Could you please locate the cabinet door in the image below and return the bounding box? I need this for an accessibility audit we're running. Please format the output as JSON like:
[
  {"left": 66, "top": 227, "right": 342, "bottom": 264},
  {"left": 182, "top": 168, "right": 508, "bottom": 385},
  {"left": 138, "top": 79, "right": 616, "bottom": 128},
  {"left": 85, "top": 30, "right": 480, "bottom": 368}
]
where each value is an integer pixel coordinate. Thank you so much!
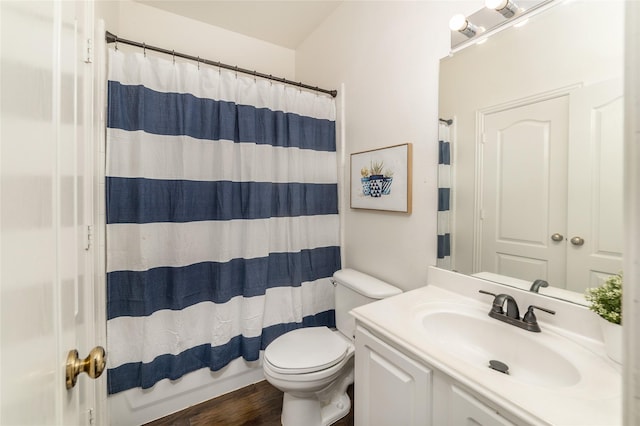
[
  {"left": 355, "top": 327, "right": 432, "bottom": 426},
  {"left": 450, "top": 385, "right": 515, "bottom": 426}
]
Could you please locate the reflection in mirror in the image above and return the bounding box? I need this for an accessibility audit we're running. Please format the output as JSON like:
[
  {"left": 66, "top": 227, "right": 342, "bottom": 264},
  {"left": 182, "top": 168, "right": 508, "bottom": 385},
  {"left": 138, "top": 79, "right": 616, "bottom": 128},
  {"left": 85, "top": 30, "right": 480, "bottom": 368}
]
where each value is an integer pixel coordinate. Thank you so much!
[{"left": 438, "top": 0, "right": 624, "bottom": 305}]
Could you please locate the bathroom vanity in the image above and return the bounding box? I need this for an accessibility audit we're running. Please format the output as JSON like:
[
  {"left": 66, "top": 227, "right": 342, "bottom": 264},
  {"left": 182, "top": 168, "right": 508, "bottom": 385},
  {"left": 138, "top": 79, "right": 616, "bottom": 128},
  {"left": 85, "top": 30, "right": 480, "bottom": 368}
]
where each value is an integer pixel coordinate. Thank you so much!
[{"left": 351, "top": 267, "right": 621, "bottom": 426}]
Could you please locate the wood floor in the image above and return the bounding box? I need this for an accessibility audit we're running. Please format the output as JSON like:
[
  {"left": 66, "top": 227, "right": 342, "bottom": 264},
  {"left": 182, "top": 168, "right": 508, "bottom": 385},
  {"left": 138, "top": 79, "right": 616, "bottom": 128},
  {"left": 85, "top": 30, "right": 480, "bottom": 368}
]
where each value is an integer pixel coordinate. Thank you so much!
[{"left": 145, "top": 380, "right": 355, "bottom": 426}]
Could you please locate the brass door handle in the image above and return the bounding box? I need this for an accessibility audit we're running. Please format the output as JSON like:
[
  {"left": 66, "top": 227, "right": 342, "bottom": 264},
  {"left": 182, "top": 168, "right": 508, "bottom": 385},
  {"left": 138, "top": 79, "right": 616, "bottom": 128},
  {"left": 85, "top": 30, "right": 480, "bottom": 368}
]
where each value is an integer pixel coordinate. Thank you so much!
[
  {"left": 570, "top": 236, "right": 585, "bottom": 246},
  {"left": 66, "top": 346, "right": 106, "bottom": 389}
]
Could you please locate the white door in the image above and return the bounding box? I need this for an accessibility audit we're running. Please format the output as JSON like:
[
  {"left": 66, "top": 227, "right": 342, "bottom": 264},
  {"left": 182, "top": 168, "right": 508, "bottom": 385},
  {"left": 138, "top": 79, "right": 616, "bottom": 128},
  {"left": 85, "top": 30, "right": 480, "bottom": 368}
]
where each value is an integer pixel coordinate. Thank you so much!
[
  {"left": 1, "top": 1, "right": 104, "bottom": 424},
  {"left": 566, "top": 79, "right": 624, "bottom": 291},
  {"left": 480, "top": 96, "right": 569, "bottom": 285}
]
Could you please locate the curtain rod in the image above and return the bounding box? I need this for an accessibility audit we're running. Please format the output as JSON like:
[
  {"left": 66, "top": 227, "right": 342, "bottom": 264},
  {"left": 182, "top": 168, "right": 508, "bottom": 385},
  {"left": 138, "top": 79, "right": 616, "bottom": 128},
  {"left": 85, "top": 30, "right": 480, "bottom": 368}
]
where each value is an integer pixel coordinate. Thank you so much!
[
  {"left": 105, "top": 31, "right": 338, "bottom": 98},
  {"left": 439, "top": 118, "right": 453, "bottom": 125}
]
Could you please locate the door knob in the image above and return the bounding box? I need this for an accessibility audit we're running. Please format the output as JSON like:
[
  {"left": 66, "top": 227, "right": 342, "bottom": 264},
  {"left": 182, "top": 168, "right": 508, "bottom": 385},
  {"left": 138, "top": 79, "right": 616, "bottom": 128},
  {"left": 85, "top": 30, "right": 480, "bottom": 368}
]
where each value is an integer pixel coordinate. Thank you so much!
[
  {"left": 66, "top": 346, "right": 106, "bottom": 389},
  {"left": 570, "top": 236, "right": 585, "bottom": 246},
  {"left": 550, "top": 233, "right": 564, "bottom": 242}
]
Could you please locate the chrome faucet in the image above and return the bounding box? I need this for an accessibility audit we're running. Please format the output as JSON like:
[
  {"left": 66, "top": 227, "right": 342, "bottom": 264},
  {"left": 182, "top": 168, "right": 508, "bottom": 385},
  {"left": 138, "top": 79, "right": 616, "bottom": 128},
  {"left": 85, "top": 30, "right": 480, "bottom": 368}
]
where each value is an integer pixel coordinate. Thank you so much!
[
  {"left": 479, "top": 290, "right": 556, "bottom": 332},
  {"left": 530, "top": 279, "right": 549, "bottom": 293}
]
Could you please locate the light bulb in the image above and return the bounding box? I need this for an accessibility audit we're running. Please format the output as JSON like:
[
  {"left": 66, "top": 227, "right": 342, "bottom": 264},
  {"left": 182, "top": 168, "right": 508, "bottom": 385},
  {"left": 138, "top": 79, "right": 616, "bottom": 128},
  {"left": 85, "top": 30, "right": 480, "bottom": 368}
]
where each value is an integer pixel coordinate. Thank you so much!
[
  {"left": 485, "top": 0, "right": 508, "bottom": 10},
  {"left": 449, "top": 14, "right": 468, "bottom": 32},
  {"left": 449, "top": 14, "right": 478, "bottom": 38},
  {"left": 485, "top": 0, "right": 519, "bottom": 18}
]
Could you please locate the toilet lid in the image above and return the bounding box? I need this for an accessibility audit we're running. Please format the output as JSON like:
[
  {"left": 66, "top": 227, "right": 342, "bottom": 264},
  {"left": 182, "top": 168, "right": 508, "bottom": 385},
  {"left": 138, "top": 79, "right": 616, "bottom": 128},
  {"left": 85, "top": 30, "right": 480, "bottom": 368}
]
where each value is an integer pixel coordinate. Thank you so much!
[{"left": 264, "top": 327, "right": 349, "bottom": 374}]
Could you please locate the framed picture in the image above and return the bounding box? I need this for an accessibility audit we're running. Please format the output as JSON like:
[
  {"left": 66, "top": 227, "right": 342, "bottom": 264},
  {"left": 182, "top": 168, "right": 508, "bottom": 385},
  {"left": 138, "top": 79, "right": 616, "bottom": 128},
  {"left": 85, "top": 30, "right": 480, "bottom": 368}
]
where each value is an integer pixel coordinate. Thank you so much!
[{"left": 350, "top": 143, "right": 412, "bottom": 213}]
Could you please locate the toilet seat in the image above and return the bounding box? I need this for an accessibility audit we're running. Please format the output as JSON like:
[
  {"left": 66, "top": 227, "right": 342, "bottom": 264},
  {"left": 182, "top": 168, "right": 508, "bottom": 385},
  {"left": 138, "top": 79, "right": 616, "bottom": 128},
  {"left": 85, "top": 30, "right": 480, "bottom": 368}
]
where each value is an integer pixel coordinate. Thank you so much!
[{"left": 264, "top": 327, "right": 349, "bottom": 374}]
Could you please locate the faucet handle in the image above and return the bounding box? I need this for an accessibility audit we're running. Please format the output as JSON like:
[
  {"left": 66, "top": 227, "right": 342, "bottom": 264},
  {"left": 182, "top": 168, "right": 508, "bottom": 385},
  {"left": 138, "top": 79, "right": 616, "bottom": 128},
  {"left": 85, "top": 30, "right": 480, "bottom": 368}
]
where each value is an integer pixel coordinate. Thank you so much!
[
  {"left": 478, "top": 289, "right": 497, "bottom": 297},
  {"left": 526, "top": 305, "right": 556, "bottom": 317},
  {"left": 523, "top": 305, "right": 556, "bottom": 331}
]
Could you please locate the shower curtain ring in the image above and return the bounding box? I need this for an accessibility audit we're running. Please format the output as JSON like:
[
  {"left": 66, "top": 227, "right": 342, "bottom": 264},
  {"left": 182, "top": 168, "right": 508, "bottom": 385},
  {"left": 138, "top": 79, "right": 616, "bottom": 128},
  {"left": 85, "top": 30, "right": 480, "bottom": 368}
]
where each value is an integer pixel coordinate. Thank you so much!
[
  {"left": 172, "top": 50, "right": 175, "bottom": 64},
  {"left": 269, "top": 75, "right": 273, "bottom": 86},
  {"left": 197, "top": 56, "right": 200, "bottom": 70},
  {"left": 253, "top": 70, "right": 257, "bottom": 83},
  {"left": 235, "top": 65, "right": 238, "bottom": 79},
  {"left": 142, "top": 42, "right": 146, "bottom": 57},
  {"left": 114, "top": 36, "right": 118, "bottom": 50}
]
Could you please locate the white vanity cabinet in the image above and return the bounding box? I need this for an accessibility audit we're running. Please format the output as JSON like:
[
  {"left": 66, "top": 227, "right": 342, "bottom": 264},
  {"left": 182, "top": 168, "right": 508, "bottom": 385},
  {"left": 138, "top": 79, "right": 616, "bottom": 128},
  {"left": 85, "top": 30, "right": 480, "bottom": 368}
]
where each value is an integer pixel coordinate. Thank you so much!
[
  {"left": 351, "top": 272, "right": 622, "bottom": 425},
  {"left": 355, "top": 325, "right": 522, "bottom": 426},
  {"left": 355, "top": 326, "right": 432, "bottom": 426}
]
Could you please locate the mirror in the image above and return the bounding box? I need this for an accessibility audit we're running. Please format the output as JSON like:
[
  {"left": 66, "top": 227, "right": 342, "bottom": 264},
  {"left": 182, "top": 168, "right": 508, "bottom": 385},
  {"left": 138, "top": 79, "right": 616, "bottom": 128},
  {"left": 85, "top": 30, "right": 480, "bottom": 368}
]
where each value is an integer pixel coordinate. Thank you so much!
[{"left": 438, "top": 0, "right": 624, "bottom": 304}]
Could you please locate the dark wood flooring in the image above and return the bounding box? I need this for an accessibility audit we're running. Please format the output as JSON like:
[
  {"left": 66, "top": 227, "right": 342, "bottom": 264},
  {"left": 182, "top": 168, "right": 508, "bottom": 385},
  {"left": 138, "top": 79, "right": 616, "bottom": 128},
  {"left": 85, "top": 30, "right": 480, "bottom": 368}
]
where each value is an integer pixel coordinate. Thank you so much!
[{"left": 145, "top": 380, "right": 354, "bottom": 426}]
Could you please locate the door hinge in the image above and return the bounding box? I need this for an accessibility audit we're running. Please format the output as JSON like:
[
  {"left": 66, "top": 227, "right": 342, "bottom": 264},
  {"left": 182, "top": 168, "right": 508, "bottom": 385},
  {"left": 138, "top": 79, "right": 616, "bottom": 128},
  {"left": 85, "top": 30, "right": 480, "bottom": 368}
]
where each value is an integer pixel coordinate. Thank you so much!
[
  {"left": 87, "top": 408, "right": 94, "bottom": 425},
  {"left": 84, "top": 225, "right": 93, "bottom": 251},
  {"left": 85, "top": 38, "right": 93, "bottom": 64}
]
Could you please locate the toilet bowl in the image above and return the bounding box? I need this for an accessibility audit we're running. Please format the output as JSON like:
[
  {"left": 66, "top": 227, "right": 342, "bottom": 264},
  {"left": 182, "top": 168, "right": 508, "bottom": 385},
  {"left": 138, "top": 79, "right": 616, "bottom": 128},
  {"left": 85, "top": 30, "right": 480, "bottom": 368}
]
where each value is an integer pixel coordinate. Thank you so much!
[
  {"left": 264, "top": 327, "right": 355, "bottom": 426},
  {"left": 263, "top": 269, "right": 401, "bottom": 426}
]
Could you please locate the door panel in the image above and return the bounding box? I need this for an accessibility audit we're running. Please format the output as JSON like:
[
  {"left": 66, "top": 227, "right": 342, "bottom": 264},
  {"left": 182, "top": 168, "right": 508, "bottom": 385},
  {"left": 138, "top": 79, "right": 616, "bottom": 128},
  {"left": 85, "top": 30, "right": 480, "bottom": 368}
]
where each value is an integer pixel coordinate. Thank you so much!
[
  {"left": 496, "top": 253, "right": 548, "bottom": 282},
  {"left": 1, "top": 2, "right": 59, "bottom": 423},
  {"left": 567, "top": 79, "right": 623, "bottom": 291},
  {"left": 496, "top": 121, "right": 552, "bottom": 245},
  {"left": 481, "top": 96, "right": 569, "bottom": 284}
]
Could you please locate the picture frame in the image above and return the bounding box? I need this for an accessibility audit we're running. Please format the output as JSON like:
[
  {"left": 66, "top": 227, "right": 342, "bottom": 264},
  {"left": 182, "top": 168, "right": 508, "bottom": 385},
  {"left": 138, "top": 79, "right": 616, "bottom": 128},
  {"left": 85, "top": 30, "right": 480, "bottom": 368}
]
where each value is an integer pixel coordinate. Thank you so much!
[{"left": 350, "top": 143, "right": 412, "bottom": 213}]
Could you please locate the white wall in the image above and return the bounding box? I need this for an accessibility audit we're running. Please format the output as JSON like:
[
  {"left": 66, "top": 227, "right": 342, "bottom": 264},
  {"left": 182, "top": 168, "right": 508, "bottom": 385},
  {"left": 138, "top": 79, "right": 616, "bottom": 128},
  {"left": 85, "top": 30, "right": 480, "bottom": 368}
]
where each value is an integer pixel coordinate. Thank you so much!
[
  {"left": 93, "top": 2, "right": 296, "bottom": 424},
  {"left": 295, "top": 1, "right": 477, "bottom": 292},
  {"left": 98, "top": 0, "right": 296, "bottom": 79}
]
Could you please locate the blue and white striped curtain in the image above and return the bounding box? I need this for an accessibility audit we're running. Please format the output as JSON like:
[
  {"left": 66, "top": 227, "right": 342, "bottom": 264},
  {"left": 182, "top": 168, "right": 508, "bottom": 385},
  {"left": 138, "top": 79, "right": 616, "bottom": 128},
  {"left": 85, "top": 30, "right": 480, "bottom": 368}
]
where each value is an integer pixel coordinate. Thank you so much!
[
  {"left": 105, "top": 49, "right": 341, "bottom": 394},
  {"left": 437, "top": 121, "right": 452, "bottom": 269}
]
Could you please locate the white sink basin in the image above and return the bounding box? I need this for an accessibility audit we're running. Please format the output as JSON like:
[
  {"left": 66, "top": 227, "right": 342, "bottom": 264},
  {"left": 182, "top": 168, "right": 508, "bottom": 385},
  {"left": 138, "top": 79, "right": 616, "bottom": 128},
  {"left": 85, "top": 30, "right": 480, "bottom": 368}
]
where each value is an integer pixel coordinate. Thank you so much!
[{"left": 418, "top": 302, "right": 581, "bottom": 388}]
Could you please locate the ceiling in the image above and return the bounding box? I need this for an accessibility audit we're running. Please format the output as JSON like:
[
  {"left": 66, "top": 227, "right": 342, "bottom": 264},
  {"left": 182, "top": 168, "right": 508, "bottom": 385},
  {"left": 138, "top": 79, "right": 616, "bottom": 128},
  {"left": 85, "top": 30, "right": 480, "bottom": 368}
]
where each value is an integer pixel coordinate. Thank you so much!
[{"left": 136, "top": 1, "right": 344, "bottom": 49}]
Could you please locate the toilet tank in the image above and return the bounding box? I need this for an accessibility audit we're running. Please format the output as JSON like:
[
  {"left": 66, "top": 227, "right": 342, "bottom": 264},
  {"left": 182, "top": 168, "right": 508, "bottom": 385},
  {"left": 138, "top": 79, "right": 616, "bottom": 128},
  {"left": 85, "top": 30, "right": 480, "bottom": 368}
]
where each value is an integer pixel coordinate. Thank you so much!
[{"left": 332, "top": 268, "right": 402, "bottom": 340}]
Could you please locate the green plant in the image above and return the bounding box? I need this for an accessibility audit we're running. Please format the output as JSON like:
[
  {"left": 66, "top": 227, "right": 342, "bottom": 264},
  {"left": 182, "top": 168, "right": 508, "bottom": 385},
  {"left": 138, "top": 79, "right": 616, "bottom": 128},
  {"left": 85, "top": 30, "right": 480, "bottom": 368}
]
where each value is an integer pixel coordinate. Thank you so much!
[
  {"left": 370, "top": 160, "right": 384, "bottom": 176},
  {"left": 585, "top": 273, "right": 622, "bottom": 325}
]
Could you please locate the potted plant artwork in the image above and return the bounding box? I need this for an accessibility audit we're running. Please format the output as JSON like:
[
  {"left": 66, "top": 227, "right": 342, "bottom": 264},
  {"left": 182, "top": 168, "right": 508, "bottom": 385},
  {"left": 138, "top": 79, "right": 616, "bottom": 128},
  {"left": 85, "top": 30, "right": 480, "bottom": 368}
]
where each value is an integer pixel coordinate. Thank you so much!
[
  {"left": 350, "top": 143, "right": 412, "bottom": 213},
  {"left": 361, "top": 161, "right": 393, "bottom": 198}
]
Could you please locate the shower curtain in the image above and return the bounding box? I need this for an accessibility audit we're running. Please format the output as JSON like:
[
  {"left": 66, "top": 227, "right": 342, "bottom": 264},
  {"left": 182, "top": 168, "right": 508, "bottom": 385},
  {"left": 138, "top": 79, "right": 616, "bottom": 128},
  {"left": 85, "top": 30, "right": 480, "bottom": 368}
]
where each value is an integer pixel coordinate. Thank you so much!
[
  {"left": 437, "top": 122, "right": 452, "bottom": 269},
  {"left": 105, "top": 49, "right": 341, "bottom": 394}
]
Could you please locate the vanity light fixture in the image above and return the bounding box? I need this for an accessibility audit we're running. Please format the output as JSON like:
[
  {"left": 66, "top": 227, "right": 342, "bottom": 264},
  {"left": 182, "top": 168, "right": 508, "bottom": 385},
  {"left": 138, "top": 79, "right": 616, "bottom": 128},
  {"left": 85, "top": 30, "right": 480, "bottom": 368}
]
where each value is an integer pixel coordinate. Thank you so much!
[
  {"left": 449, "top": 14, "right": 479, "bottom": 38},
  {"left": 485, "top": 0, "right": 521, "bottom": 18}
]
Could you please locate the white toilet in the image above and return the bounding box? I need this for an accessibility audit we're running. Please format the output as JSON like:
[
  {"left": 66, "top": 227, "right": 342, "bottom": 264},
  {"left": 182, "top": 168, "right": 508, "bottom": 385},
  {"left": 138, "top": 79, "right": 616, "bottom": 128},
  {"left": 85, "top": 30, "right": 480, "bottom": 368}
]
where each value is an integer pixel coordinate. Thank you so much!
[{"left": 263, "top": 268, "right": 402, "bottom": 426}]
